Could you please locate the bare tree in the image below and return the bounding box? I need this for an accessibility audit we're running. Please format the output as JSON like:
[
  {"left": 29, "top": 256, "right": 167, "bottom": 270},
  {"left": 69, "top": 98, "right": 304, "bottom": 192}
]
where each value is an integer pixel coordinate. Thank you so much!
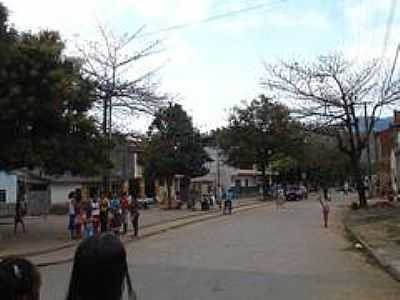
[
  {"left": 77, "top": 25, "right": 167, "bottom": 191},
  {"left": 77, "top": 25, "right": 166, "bottom": 136},
  {"left": 262, "top": 54, "right": 400, "bottom": 207}
]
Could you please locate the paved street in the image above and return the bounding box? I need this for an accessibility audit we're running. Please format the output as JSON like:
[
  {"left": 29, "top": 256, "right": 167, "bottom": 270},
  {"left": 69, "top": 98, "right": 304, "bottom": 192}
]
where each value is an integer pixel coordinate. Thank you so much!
[
  {"left": 40, "top": 198, "right": 400, "bottom": 300},
  {"left": 1, "top": 199, "right": 258, "bottom": 256}
]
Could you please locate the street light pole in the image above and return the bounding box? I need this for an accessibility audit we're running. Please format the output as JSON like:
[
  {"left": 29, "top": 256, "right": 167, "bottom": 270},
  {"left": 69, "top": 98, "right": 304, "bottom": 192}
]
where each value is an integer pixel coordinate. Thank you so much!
[
  {"left": 217, "top": 149, "right": 221, "bottom": 195},
  {"left": 267, "top": 149, "right": 273, "bottom": 189}
]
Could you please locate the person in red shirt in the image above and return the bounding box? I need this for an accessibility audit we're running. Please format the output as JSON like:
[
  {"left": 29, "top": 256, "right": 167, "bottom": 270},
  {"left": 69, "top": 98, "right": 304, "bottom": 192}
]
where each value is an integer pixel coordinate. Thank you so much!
[{"left": 120, "top": 193, "right": 130, "bottom": 234}]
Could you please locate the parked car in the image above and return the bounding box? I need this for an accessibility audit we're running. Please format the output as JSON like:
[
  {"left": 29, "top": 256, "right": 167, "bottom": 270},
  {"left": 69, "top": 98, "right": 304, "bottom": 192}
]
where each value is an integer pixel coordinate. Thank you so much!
[
  {"left": 285, "top": 186, "right": 304, "bottom": 201},
  {"left": 137, "top": 197, "right": 155, "bottom": 209}
]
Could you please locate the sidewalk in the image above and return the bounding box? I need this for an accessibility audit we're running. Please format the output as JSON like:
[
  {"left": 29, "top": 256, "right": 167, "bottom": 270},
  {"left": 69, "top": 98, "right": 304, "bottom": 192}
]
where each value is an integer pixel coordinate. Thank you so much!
[
  {"left": 344, "top": 199, "right": 400, "bottom": 281},
  {"left": 0, "top": 197, "right": 259, "bottom": 258}
]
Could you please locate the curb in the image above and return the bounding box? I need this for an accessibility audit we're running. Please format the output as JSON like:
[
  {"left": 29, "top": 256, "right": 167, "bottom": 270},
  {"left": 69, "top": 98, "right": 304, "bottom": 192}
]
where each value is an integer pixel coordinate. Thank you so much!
[
  {"left": 35, "top": 202, "right": 268, "bottom": 268},
  {"left": 0, "top": 241, "right": 77, "bottom": 261},
  {"left": 344, "top": 222, "right": 400, "bottom": 282}
]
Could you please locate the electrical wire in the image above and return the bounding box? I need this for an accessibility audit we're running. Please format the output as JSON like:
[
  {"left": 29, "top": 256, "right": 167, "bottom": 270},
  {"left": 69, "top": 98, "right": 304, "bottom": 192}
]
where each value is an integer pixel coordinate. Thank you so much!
[{"left": 139, "top": 0, "right": 288, "bottom": 37}]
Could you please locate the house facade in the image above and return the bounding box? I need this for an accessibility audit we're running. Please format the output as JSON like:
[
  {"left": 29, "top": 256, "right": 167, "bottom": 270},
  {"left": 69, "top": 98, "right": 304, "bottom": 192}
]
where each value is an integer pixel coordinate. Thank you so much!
[
  {"left": 191, "top": 147, "right": 270, "bottom": 196},
  {"left": 374, "top": 111, "right": 400, "bottom": 197},
  {"left": 0, "top": 135, "right": 146, "bottom": 215}
]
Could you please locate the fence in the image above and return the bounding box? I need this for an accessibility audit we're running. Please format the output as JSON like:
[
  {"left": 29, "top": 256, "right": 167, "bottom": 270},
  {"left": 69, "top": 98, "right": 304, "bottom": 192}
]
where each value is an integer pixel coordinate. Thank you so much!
[{"left": 0, "top": 202, "right": 15, "bottom": 217}]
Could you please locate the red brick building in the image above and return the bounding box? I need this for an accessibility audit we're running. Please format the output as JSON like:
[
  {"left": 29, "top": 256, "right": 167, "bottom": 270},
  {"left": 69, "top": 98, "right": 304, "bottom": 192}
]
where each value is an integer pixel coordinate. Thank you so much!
[{"left": 375, "top": 111, "right": 400, "bottom": 196}]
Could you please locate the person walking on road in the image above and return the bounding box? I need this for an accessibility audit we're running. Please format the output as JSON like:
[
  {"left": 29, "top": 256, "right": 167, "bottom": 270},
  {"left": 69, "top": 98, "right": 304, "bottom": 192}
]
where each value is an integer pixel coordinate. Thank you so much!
[
  {"left": 99, "top": 194, "right": 109, "bottom": 233},
  {"left": 275, "top": 188, "right": 286, "bottom": 210},
  {"left": 129, "top": 194, "right": 140, "bottom": 237},
  {"left": 223, "top": 189, "right": 234, "bottom": 215},
  {"left": 319, "top": 195, "right": 330, "bottom": 228},
  {"left": 14, "top": 199, "right": 26, "bottom": 234}
]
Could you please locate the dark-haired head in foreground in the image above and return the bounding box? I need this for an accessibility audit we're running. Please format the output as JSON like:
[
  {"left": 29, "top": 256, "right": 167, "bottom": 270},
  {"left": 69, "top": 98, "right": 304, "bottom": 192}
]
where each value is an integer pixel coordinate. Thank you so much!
[
  {"left": 0, "top": 257, "right": 41, "bottom": 300},
  {"left": 66, "top": 233, "right": 136, "bottom": 300}
]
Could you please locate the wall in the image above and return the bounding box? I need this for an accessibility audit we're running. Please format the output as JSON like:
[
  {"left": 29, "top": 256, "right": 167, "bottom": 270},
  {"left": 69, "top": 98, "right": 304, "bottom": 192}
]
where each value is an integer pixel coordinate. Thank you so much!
[
  {"left": 50, "top": 183, "right": 81, "bottom": 204},
  {"left": 0, "top": 171, "right": 17, "bottom": 203},
  {"left": 204, "top": 147, "right": 238, "bottom": 190},
  {"left": 232, "top": 175, "right": 259, "bottom": 187}
]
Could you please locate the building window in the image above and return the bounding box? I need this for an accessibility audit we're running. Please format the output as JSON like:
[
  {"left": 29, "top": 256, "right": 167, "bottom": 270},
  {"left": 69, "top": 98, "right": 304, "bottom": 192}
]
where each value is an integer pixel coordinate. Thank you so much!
[{"left": 0, "top": 190, "right": 6, "bottom": 202}]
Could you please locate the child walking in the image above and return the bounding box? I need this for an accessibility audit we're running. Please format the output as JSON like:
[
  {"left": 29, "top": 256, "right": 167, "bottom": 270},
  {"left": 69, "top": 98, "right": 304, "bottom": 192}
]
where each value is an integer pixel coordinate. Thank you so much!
[{"left": 319, "top": 195, "right": 330, "bottom": 228}]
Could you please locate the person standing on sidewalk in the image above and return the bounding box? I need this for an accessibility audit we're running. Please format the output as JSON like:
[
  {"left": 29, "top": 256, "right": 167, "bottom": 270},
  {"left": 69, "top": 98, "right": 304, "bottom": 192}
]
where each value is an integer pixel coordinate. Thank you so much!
[
  {"left": 129, "top": 193, "right": 140, "bottom": 237},
  {"left": 67, "top": 192, "right": 76, "bottom": 239},
  {"left": 91, "top": 196, "right": 100, "bottom": 235},
  {"left": 120, "top": 193, "right": 130, "bottom": 234},
  {"left": 109, "top": 194, "right": 121, "bottom": 235},
  {"left": 14, "top": 199, "right": 26, "bottom": 234},
  {"left": 99, "top": 193, "right": 109, "bottom": 233}
]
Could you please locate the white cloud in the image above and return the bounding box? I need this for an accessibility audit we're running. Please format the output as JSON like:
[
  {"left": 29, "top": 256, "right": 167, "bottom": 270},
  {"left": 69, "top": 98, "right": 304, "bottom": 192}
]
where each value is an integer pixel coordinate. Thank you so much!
[
  {"left": 174, "top": 0, "right": 211, "bottom": 24},
  {"left": 267, "top": 11, "right": 330, "bottom": 31},
  {"left": 210, "top": 16, "right": 262, "bottom": 33},
  {"left": 127, "top": 0, "right": 171, "bottom": 18},
  {"left": 341, "top": 23, "right": 400, "bottom": 63},
  {"left": 3, "top": 0, "right": 129, "bottom": 39},
  {"left": 164, "top": 35, "right": 196, "bottom": 65},
  {"left": 343, "top": 0, "right": 399, "bottom": 35},
  {"left": 125, "top": 0, "right": 211, "bottom": 25}
]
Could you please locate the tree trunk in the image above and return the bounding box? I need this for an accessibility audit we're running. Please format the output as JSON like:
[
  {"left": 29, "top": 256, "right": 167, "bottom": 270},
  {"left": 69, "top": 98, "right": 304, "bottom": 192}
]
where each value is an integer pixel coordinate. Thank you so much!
[
  {"left": 261, "top": 164, "right": 267, "bottom": 201},
  {"left": 351, "top": 156, "right": 367, "bottom": 208}
]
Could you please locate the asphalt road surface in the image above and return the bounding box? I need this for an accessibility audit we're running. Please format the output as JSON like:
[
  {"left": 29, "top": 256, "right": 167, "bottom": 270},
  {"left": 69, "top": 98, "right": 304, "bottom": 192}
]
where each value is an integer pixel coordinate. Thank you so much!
[{"left": 40, "top": 198, "right": 400, "bottom": 300}]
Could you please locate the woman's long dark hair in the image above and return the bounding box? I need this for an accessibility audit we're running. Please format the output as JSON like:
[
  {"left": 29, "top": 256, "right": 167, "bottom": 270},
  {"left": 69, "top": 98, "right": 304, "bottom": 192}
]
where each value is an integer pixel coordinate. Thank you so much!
[
  {"left": 0, "top": 257, "right": 41, "bottom": 300},
  {"left": 66, "top": 233, "right": 136, "bottom": 300}
]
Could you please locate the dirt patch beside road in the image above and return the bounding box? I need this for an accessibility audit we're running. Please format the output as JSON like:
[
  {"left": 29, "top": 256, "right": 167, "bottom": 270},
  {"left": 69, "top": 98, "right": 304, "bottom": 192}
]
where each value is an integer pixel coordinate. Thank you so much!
[{"left": 345, "top": 201, "right": 400, "bottom": 281}]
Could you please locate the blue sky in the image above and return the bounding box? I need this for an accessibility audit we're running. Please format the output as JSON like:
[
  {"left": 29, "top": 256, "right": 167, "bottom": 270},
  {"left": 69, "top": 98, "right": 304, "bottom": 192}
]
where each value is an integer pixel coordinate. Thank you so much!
[{"left": 3, "top": 0, "right": 400, "bottom": 132}]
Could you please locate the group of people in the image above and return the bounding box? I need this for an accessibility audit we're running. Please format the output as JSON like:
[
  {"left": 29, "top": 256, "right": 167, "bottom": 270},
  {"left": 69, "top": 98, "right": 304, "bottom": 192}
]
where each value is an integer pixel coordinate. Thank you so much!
[
  {"left": 0, "top": 233, "right": 136, "bottom": 300},
  {"left": 68, "top": 190, "right": 140, "bottom": 240}
]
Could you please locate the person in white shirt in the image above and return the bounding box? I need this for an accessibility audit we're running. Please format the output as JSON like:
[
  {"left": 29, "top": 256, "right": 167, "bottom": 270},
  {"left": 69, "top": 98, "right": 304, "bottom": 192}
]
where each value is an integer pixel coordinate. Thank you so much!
[
  {"left": 67, "top": 192, "right": 76, "bottom": 239},
  {"left": 91, "top": 197, "right": 100, "bottom": 234}
]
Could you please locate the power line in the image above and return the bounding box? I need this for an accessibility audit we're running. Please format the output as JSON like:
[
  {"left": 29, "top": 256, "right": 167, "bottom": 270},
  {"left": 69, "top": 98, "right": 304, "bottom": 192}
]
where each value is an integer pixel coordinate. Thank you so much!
[
  {"left": 139, "top": 0, "right": 288, "bottom": 37},
  {"left": 385, "top": 43, "right": 400, "bottom": 95}
]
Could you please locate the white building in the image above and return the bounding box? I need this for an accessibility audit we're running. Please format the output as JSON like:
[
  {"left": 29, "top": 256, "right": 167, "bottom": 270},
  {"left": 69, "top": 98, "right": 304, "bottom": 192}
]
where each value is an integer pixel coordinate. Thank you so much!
[
  {"left": 191, "top": 147, "right": 268, "bottom": 194},
  {"left": 0, "top": 171, "right": 17, "bottom": 203}
]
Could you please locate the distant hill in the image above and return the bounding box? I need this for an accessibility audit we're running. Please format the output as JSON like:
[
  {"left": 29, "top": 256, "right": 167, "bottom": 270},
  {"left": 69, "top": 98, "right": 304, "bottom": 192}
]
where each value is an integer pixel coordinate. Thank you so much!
[{"left": 357, "top": 116, "right": 392, "bottom": 133}]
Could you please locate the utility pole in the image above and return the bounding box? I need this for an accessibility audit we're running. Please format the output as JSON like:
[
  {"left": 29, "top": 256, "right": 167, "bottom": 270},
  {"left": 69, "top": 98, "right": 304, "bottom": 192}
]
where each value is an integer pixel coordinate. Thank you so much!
[
  {"left": 217, "top": 149, "right": 221, "bottom": 194},
  {"left": 364, "top": 102, "right": 372, "bottom": 196},
  {"left": 103, "top": 95, "right": 109, "bottom": 193}
]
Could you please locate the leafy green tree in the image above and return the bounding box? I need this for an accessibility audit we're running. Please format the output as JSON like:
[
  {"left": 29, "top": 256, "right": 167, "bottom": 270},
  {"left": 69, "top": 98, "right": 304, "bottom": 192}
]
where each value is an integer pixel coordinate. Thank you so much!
[
  {"left": 143, "top": 103, "right": 210, "bottom": 207},
  {"left": 216, "top": 95, "right": 304, "bottom": 199},
  {"left": 296, "top": 133, "right": 351, "bottom": 188},
  {"left": 0, "top": 20, "right": 110, "bottom": 175}
]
